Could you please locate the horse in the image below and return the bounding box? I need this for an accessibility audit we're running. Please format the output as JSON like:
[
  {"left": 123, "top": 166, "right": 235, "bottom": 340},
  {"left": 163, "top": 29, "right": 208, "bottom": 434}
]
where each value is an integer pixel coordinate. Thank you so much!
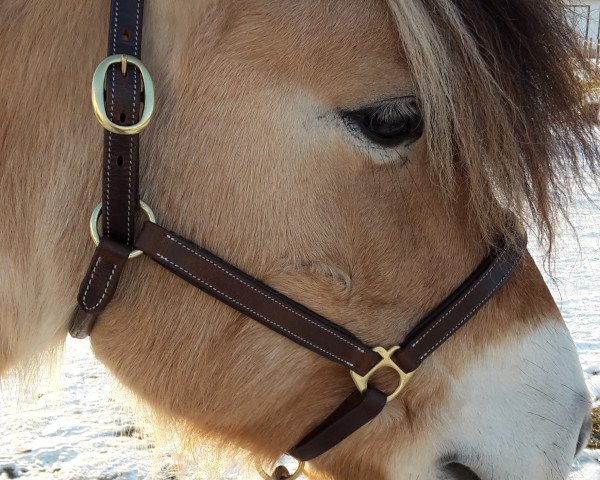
[{"left": 0, "top": 0, "right": 598, "bottom": 478}]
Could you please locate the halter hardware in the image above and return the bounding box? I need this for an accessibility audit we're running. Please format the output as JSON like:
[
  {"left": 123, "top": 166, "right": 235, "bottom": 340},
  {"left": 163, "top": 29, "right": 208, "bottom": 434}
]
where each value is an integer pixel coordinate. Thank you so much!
[
  {"left": 89, "top": 200, "right": 155, "bottom": 259},
  {"left": 91, "top": 54, "right": 155, "bottom": 135},
  {"left": 255, "top": 460, "right": 305, "bottom": 480},
  {"left": 350, "top": 346, "right": 413, "bottom": 403}
]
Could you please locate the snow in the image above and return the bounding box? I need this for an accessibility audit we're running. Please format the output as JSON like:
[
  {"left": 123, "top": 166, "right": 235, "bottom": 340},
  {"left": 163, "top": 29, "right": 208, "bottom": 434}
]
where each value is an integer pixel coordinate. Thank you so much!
[
  {"left": 0, "top": 339, "right": 161, "bottom": 480},
  {"left": 0, "top": 186, "right": 599, "bottom": 479}
]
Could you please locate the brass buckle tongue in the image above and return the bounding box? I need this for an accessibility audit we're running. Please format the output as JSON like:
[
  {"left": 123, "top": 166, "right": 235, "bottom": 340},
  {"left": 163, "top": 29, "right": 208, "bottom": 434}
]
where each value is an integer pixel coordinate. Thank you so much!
[
  {"left": 255, "top": 460, "right": 305, "bottom": 480},
  {"left": 91, "top": 54, "right": 155, "bottom": 135},
  {"left": 350, "top": 346, "right": 413, "bottom": 403}
]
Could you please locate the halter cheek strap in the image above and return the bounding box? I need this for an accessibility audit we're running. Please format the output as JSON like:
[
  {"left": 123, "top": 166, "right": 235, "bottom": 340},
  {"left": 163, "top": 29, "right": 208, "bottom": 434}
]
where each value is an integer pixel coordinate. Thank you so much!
[
  {"left": 71, "top": 0, "right": 146, "bottom": 336},
  {"left": 70, "top": 0, "right": 527, "bottom": 464}
]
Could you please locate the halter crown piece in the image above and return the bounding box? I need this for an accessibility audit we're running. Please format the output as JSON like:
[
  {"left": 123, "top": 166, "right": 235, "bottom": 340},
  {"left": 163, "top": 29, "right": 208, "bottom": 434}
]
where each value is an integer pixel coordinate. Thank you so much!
[{"left": 70, "top": 0, "right": 527, "bottom": 472}]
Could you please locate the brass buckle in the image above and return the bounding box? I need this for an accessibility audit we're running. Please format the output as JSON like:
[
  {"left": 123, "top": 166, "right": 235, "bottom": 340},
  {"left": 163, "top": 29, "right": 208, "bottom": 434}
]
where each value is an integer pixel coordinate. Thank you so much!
[
  {"left": 255, "top": 460, "right": 305, "bottom": 480},
  {"left": 350, "top": 346, "right": 413, "bottom": 403},
  {"left": 89, "top": 200, "right": 155, "bottom": 259},
  {"left": 91, "top": 54, "right": 155, "bottom": 135}
]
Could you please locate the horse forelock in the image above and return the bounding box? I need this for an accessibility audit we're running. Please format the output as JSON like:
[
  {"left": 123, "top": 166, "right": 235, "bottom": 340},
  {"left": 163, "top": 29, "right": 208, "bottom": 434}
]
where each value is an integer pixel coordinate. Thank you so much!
[{"left": 386, "top": 0, "right": 599, "bottom": 254}]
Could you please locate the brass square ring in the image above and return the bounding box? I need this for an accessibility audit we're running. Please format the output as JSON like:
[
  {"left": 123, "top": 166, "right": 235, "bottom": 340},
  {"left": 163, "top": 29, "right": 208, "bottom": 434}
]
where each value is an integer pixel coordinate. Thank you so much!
[{"left": 350, "top": 346, "right": 413, "bottom": 403}]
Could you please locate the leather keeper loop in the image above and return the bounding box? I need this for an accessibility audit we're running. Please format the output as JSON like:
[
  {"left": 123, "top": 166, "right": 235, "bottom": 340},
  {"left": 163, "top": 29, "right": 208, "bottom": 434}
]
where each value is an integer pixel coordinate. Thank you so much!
[{"left": 70, "top": 237, "right": 131, "bottom": 338}]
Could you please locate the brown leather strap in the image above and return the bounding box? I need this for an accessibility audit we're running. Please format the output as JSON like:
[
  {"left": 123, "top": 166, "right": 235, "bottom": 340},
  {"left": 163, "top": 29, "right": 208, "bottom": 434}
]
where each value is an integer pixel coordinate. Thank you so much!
[
  {"left": 71, "top": 238, "right": 130, "bottom": 337},
  {"left": 134, "top": 221, "right": 382, "bottom": 375},
  {"left": 288, "top": 388, "right": 387, "bottom": 461},
  {"left": 134, "top": 221, "right": 526, "bottom": 377},
  {"left": 393, "top": 235, "right": 526, "bottom": 373},
  {"left": 70, "top": 0, "right": 145, "bottom": 338},
  {"left": 103, "top": 0, "right": 144, "bottom": 245}
]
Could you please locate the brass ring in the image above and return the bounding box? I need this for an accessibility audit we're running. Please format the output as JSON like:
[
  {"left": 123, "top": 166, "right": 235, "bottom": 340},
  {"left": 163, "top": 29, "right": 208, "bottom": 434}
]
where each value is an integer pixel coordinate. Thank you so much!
[
  {"left": 350, "top": 346, "right": 413, "bottom": 403},
  {"left": 255, "top": 460, "right": 305, "bottom": 480},
  {"left": 89, "top": 200, "right": 155, "bottom": 259},
  {"left": 91, "top": 54, "right": 155, "bottom": 135}
]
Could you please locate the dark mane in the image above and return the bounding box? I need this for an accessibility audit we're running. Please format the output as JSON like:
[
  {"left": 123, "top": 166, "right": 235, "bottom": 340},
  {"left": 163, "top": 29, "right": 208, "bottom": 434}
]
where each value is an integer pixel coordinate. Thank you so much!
[{"left": 387, "top": 0, "right": 599, "bottom": 251}]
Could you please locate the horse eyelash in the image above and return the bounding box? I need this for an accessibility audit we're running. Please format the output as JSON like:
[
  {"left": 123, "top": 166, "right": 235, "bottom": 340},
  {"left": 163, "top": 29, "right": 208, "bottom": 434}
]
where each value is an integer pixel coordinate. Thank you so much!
[
  {"left": 340, "top": 113, "right": 417, "bottom": 164},
  {"left": 339, "top": 96, "right": 423, "bottom": 152}
]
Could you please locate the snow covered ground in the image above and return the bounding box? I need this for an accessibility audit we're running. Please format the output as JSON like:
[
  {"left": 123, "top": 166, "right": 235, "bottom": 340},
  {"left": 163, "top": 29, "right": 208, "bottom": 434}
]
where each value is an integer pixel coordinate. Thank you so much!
[{"left": 0, "top": 186, "right": 598, "bottom": 480}]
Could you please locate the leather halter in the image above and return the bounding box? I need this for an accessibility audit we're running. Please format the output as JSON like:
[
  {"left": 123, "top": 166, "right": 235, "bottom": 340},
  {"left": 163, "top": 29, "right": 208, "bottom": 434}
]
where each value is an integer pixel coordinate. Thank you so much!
[{"left": 71, "top": 0, "right": 527, "bottom": 466}]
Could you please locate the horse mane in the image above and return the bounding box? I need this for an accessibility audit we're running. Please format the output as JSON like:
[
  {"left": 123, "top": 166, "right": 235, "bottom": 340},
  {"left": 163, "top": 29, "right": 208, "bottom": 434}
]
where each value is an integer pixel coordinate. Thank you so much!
[{"left": 386, "top": 0, "right": 599, "bottom": 252}]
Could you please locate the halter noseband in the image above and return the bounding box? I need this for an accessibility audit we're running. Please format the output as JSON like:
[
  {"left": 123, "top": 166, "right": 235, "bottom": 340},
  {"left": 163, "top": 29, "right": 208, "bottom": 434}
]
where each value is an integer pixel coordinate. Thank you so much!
[{"left": 70, "top": 0, "right": 527, "bottom": 470}]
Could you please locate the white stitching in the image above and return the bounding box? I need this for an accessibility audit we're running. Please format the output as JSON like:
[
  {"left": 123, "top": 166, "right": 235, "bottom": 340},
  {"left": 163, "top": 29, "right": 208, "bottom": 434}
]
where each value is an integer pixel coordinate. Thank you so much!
[
  {"left": 127, "top": 137, "right": 133, "bottom": 244},
  {"left": 133, "top": 0, "right": 140, "bottom": 56},
  {"left": 417, "top": 252, "right": 521, "bottom": 362},
  {"left": 131, "top": 0, "right": 140, "bottom": 118},
  {"left": 81, "top": 257, "right": 117, "bottom": 311},
  {"left": 132, "top": 67, "right": 138, "bottom": 120},
  {"left": 126, "top": 0, "right": 141, "bottom": 244},
  {"left": 410, "top": 247, "right": 509, "bottom": 348},
  {"left": 106, "top": 0, "right": 119, "bottom": 237},
  {"left": 155, "top": 253, "right": 354, "bottom": 368},
  {"left": 165, "top": 235, "right": 366, "bottom": 354},
  {"left": 81, "top": 258, "right": 101, "bottom": 309},
  {"left": 112, "top": 0, "right": 119, "bottom": 55},
  {"left": 106, "top": 136, "right": 112, "bottom": 236},
  {"left": 132, "top": 0, "right": 141, "bottom": 111}
]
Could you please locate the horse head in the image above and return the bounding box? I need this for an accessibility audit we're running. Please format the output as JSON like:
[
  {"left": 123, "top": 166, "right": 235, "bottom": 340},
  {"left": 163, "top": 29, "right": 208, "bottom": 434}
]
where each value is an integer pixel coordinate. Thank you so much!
[{"left": 0, "top": 0, "right": 596, "bottom": 478}]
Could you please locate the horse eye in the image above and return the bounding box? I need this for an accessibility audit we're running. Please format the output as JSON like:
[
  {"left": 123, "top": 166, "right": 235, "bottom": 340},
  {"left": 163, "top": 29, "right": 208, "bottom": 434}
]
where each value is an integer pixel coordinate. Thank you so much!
[{"left": 343, "top": 97, "right": 423, "bottom": 148}]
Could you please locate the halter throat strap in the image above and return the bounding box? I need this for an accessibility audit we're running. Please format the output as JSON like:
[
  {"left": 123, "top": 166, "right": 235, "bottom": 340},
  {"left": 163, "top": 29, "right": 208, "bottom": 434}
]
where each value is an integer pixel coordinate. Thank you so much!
[{"left": 70, "top": 0, "right": 527, "bottom": 464}]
